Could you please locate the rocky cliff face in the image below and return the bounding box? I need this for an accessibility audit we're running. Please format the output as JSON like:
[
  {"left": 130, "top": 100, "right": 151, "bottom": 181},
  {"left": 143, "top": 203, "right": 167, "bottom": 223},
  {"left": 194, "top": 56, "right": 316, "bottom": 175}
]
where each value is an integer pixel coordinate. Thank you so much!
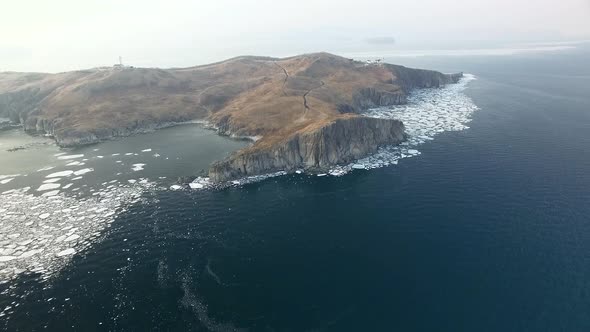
[
  {"left": 386, "top": 65, "right": 462, "bottom": 91},
  {"left": 22, "top": 116, "right": 192, "bottom": 147},
  {"left": 209, "top": 117, "right": 405, "bottom": 182},
  {"left": 352, "top": 88, "right": 407, "bottom": 110},
  {"left": 345, "top": 70, "right": 462, "bottom": 112},
  {"left": 0, "top": 88, "right": 47, "bottom": 123}
]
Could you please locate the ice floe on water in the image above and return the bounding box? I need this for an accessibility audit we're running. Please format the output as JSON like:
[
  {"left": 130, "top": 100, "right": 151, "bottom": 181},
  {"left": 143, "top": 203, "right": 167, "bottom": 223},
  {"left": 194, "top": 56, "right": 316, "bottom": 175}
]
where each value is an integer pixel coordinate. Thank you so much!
[
  {"left": 46, "top": 170, "right": 74, "bottom": 178},
  {"left": 56, "top": 154, "right": 84, "bottom": 160},
  {"left": 73, "top": 168, "right": 93, "bottom": 176},
  {"left": 188, "top": 182, "right": 204, "bottom": 189},
  {"left": 37, "top": 183, "right": 60, "bottom": 192},
  {"left": 141, "top": 148, "right": 152, "bottom": 152},
  {"left": 131, "top": 163, "right": 145, "bottom": 172},
  {"left": 325, "top": 74, "right": 478, "bottom": 176},
  {"left": 41, "top": 190, "right": 60, "bottom": 197},
  {"left": 0, "top": 181, "right": 155, "bottom": 283},
  {"left": 37, "top": 166, "right": 55, "bottom": 172}
]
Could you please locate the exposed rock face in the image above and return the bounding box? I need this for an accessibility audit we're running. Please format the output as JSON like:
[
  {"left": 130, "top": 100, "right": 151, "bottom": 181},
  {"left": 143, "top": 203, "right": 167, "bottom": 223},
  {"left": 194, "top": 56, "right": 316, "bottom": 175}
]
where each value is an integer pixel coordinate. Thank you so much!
[
  {"left": 28, "top": 118, "right": 191, "bottom": 147},
  {"left": 386, "top": 65, "right": 462, "bottom": 90},
  {"left": 352, "top": 88, "right": 407, "bottom": 110},
  {"left": 0, "top": 88, "right": 45, "bottom": 123},
  {"left": 209, "top": 117, "right": 405, "bottom": 182}
]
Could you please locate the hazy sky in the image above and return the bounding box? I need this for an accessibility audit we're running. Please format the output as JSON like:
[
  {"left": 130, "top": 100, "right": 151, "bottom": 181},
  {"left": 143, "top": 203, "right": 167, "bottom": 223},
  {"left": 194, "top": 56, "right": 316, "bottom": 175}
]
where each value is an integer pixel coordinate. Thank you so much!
[{"left": 2, "top": 0, "right": 589, "bottom": 72}]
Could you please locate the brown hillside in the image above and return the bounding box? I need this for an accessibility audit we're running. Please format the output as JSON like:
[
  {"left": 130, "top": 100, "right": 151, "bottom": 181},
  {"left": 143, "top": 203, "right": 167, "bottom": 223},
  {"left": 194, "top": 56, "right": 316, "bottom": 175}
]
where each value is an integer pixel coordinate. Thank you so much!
[{"left": 0, "top": 52, "right": 461, "bottom": 180}]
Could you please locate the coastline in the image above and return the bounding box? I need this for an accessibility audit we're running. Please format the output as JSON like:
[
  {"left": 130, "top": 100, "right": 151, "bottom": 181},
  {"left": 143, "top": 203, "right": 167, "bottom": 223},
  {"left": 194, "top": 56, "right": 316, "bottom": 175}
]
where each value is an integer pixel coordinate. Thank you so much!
[
  {"left": 187, "top": 73, "right": 478, "bottom": 189},
  {"left": 1, "top": 53, "right": 462, "bottom": 183}
]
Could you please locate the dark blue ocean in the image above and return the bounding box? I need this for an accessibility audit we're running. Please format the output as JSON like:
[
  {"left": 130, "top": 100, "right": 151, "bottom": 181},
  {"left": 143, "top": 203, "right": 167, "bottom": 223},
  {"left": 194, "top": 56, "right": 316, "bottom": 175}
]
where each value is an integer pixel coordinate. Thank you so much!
[{"left": 2, "top": 46, "right": 590, "bottom": 331}]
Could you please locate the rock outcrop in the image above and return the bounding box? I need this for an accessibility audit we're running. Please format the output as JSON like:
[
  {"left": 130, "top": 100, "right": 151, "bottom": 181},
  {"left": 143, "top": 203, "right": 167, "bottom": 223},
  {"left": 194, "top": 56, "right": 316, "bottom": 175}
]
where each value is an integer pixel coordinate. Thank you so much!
[
  {"left": 386, "top": 64, "right": 462, "bottom": 90},
  {"left": 352, "top": 88, "right": 407, "bottom": 110},
  {"left": 209, "top": 116, "right": 405, "bottom": 182}
]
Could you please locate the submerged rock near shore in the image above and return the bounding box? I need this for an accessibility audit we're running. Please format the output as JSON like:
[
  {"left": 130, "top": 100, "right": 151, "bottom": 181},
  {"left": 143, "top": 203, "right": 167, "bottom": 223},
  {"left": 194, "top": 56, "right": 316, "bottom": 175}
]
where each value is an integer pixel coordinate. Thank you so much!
[{"left": 0, "top": 52, "right": 461, "bottom": 181}]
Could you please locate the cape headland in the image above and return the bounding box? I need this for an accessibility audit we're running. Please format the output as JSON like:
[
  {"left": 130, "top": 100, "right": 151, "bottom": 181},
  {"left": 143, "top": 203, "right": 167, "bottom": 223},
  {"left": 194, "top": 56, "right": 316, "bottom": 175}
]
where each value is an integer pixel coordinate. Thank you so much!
[{"left": 0, "top": 53, "right": 462, "bottom": 181}]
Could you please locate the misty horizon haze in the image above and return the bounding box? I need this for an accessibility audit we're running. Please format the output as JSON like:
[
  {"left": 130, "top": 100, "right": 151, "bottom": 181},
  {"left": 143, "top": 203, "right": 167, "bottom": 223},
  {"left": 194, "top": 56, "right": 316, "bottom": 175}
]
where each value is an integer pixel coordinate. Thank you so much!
[{"left": 1, "top": 0, "right": 589, "bottom": 72}]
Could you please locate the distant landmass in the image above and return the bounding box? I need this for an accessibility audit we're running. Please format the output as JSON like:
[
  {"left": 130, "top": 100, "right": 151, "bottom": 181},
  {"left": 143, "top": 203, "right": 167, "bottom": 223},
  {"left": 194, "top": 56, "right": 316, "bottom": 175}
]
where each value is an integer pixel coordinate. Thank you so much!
[{"left": 0, "top": 52, "right": 461, "bottom": 181}]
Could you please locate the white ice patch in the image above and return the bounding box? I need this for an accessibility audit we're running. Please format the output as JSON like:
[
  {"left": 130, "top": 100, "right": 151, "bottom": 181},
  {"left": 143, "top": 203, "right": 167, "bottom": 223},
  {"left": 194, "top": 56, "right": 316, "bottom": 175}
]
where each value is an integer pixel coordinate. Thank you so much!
[
  {"left": 189, "top": 182, "right": 204, "bottom": 189},
  {"left": 0, "top": 174, "right": 20, "bottom": 180},
  {"left": 42, "top": 178, "right": 61, "bottom": 184},
  {"left": 131, "top": 163, "right": 145, "bottom": 172},
  {"left": 46, "top": 170, "right": 74, "bottom": 178},
  {"left": 37, "top": 183, "right": 61, "bottom": 191},
  {"left": 0, "top": 181, "right": 154, "bottom": 283},
  {"left": 326, "top": 74, "right": 478, "bottom": 176},
  {"left": 41, "top": 190, "right": 60, "bottom": 197},
  {"left": 169, "top": 185, "right": 182, "bottom": 190},
  {"left": 73, "top": 168, "right": 93, "bottom": 176},
  {"left": 188, "top": 177, "right": 212, "bottom": 189},
  {"left": 37, "top": 166, "right": 55, "bottom": 172},
  {"left": 141, "top": 149, "right": 152, "bottom": 152},
  {"left": 57, "top": 154, "right": 84, "bottom": 160},
  {"left": 0, "top": 178, "right": 14, "bottom": 184},
  {"left": 56, "top": 248, "right": 76, "bottom": 257}
]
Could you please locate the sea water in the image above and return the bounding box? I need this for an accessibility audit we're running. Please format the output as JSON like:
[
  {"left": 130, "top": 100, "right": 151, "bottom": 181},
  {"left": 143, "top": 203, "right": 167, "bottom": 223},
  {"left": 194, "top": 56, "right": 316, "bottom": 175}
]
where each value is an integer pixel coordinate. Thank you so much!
[{"left": 1, "top": 45, "right": 590, "bottom": 331}]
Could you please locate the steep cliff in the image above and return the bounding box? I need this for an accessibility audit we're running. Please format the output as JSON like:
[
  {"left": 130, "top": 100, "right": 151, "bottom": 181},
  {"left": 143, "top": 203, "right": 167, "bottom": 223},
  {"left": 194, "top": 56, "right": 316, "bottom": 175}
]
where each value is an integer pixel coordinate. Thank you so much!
[{"left": 209, "top": 116, "right": 405, "bottom": 182}]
